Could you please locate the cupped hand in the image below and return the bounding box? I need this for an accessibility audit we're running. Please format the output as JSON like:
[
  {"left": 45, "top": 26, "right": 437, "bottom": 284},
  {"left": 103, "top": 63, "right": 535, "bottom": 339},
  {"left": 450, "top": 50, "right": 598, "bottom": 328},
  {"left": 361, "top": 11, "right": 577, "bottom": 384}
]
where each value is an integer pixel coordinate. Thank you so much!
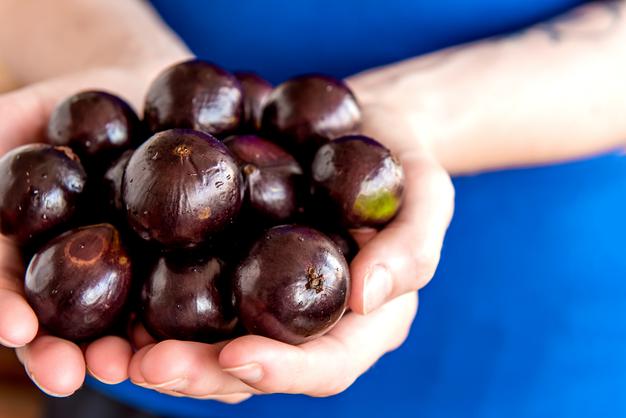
[
  {"left": 129, "top": 74, "right": 454, "bottom": 403},
  {"left": 0, "top": 61, "right": 185, "bottom": 396}
]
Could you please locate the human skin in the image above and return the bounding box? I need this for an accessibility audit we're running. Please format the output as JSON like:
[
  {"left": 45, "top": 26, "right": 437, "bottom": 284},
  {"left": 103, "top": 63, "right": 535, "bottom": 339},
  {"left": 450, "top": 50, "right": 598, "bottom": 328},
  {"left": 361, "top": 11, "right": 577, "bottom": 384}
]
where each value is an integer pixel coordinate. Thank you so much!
[{"left": 0, "top": 0, "right": 625, "bottom": 403}]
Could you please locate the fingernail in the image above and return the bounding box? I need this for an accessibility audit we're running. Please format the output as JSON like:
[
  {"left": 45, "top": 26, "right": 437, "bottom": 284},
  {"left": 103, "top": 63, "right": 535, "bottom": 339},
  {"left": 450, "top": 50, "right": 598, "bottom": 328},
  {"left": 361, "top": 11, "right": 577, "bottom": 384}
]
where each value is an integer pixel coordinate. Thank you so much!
[
  {"left": 131, "top": 379, "right": 150, "bottom": 388},
  {"left": 222, "top": 363, "right": 264, "bottom": 383},
  {"left": 363, "top": 264, "right": 392, "bottom": 314},
  {"left": 87, "top": 367, "right": 122, "bottom": 385},
  {"left": 144, "top": 377, "right": 186, "bottom": 391},
  {"left": 28, "top": 370, "right": 73, "bottom": 398}
]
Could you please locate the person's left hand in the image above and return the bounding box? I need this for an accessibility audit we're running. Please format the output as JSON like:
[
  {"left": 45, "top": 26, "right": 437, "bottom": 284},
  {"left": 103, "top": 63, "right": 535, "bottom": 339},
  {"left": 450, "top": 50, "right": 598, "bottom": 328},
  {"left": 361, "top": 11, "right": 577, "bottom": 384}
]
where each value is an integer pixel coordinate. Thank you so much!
[{"left": 128, "top": 73, "right": 455, "bottom": 403}]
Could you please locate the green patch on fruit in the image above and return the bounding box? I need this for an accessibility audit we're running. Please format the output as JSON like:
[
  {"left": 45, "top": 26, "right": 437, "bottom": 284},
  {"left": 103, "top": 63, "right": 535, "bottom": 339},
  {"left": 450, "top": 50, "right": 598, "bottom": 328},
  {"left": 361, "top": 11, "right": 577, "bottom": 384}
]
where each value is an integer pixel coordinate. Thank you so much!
[{"left": 353, "top": 191, "right": 399, "bottom": 222}]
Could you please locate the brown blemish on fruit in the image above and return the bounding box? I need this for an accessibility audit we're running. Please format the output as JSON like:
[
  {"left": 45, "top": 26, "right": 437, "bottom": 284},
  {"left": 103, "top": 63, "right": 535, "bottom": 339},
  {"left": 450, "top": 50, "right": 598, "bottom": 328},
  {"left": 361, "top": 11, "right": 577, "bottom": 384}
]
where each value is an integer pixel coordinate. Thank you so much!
[
  {"left": 54, "top": 146, "right": 81, "bottom": 163},
  {"left": 173, "top": 144, "right": 192, "bottom": 159},
  {"left": 243, "top": 164, "right": 257, "bottom": 176},
  {"left": 306, "top": 266, "right": 324, "bottom": 293},
  {"left": 64, "top": 232, "right": 108, "bottom": 267},
  {"left": 118, "top": 256, "right": 128, "bottom": 266},
  {"left": 198, "top": 207, "right": 211, "bottom": 220}
]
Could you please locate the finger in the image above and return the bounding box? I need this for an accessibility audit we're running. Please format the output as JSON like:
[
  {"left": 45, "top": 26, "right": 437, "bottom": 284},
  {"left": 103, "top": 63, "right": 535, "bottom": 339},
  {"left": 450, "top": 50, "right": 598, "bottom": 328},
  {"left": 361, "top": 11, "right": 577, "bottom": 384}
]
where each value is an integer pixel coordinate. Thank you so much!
[
  {"left": 0, "top": 88, "right": 48, "bottom": 153},
  {"left": 349, "top": 228, "right": 377, "bottom": 248},
  {"left": 0, "top": 236, "right": 38, "bottom": 347},
  {"left": 16, "top": 335, "right": 85, "bottom": 397},
  {"left": 155, "top": 389, "right": 253, "bottom": 403},
  {"left": 133, "top": 340, "right": 256, "bottom": 397},
  {"left": 219, "top": 292, "right": 417, "bottom": 396},
  {"left": 85, "top": 336, "right": 132, "bottom": 385},
  {"left": 350, "top": 155, "right": 454, "bottom": 314},
  {"left": 128, "top": 343, "right": 155, "bottom": 386}
]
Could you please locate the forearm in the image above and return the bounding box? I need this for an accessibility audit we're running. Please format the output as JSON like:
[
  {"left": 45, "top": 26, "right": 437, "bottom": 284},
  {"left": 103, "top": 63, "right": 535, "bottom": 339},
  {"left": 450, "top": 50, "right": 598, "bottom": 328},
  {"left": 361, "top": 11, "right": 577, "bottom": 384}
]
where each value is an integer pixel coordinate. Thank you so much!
[
  {"left": 0, "top": 0, "right": 191, "bottom": 85},
  {"left": 351, "top": 1, "right": 626, "bottom": 175}
]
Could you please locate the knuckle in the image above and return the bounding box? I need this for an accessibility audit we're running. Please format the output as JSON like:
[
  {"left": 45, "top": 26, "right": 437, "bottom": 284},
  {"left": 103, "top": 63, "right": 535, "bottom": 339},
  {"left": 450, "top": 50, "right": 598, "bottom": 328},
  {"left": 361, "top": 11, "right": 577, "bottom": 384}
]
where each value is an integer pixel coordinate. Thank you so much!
[{"left": 413, "top": 248, "right": 440, "bottom": 290}]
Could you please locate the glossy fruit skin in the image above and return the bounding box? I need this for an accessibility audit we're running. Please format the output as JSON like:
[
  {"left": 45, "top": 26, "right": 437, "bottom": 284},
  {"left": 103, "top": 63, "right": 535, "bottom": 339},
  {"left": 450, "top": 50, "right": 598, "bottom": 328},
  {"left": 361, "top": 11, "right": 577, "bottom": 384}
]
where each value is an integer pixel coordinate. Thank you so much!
[
  {"left": 24, "top": 224, "right": 132, "bottom": 341},
  {"left": 323, "top": 229, "right": 359, "bottom": 262},
  {"left": 312, "top": 135, "right": 405, "bottom": 228},
  {"left": 103, "top": 149, "right": 133, "bottom": 213},
  {"left": 144, "top": 59, "right": 243, "bottom": 137},
  {"left": 234, "top": 72, "right": 272, "bottom": 131},
  {"left": 140, "top": 254, "right": 238, "bottom": 342},
  {"left": 47, "top": 91, "right": 142, "bottom": 167},
  {"left": 224, "top": 135, "right": 302, "bottom": 222},
  {"left": 261, "top": 74, "right": 361, "bottom": 162},
  {"left": 234, "top": 225, "right": 350, "bottom": 345},
  {"left": 123, "top": 129, "right": 243, "bottom": 248},
  {"left": 0, "top": 144, "right": 86, "bottom": 245}
]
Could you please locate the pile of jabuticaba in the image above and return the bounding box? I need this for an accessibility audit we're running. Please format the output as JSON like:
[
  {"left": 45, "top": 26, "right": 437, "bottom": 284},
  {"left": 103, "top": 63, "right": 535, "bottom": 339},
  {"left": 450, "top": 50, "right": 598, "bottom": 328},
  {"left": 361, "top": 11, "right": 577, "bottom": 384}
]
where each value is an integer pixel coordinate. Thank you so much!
[{"left": 0, "top": 60, "right": 405, "bottom": 346}]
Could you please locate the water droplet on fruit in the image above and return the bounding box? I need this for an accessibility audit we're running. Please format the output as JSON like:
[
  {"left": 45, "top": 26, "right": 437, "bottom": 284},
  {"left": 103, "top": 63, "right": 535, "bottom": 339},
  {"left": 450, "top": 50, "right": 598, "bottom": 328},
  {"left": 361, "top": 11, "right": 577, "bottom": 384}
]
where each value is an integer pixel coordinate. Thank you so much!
[{"left": 41, "top": 214, "right": 48, "bottom": 220}]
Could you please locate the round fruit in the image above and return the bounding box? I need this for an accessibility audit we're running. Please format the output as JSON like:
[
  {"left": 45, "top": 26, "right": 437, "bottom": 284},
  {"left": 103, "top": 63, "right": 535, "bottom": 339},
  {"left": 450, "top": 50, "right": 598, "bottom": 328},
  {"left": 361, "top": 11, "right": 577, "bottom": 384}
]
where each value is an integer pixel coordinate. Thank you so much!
[
  {"left": 24, "top": 224, "right": 132, "bottom": 341},
  {"left": 140, "top": 254, "right": 237, "bottom": 342},
  {"left": 123, "top": 129, "right": 243, "bottom": 248},
  {"left": 323, "top": 229, "right": 359, "bottom": 262},
  {"left": 234, "top": 225, "right": 350, "bottom": 345},
  {"left": 0, "top": 144, "right": 86, "bottom": 245},
  {"left": 47, "top": 90, "right": 141, "bottom": 166},
  {"left": 311, "top": 135, "right": 405, "bottom": 228},
  {"left": 103, "top": 149, "right": 133, "bottom": 213},
  {"left": 234, "top": 72, "right": 272, "bottom": 131},
  {"left": 144, "top": 59, "right": 243, "bottom": 136},
  {"left": 224, "top": 135, "right": 302, "bottom": 222},
  {"left": 261, "top": 74, "right": 361, "bottom": 162}
]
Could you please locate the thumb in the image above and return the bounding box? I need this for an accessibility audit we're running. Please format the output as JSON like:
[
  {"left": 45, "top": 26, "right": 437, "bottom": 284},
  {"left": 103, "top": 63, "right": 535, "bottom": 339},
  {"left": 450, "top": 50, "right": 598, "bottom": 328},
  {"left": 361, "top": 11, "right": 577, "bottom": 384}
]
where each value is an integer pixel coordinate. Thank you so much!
[
  {"left": 349, "top": 153, "right": 454, "bottom": 314},
  {"left": 0, "top": 66, "right": 152, "bottom": 155},
  {"left": 0, "top": 87, "right": 49, "bottom": 154}
]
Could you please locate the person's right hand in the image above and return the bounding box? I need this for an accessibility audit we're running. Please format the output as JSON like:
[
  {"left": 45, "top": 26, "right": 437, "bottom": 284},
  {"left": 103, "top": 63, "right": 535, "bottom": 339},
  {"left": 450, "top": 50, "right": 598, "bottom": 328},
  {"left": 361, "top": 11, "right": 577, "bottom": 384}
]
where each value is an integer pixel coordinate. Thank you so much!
[{"left": 0, "top": 62, "right": 185, "bottom": 396}]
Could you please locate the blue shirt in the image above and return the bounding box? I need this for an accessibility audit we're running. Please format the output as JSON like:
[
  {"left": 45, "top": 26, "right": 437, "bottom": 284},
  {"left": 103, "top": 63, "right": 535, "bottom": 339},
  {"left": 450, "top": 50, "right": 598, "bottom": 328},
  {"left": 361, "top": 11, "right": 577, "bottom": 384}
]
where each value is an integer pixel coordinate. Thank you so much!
[{"left": 93, "top": 1, "right": 626, "bottom": 417}]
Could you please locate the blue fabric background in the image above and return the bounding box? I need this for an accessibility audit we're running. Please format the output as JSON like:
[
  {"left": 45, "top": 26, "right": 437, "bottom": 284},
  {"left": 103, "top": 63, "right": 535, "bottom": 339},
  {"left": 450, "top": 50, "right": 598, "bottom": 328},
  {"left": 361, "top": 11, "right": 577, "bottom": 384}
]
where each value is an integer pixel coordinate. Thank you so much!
[{"left": 95, "top": 1, "right": 626, "bottom": 417}]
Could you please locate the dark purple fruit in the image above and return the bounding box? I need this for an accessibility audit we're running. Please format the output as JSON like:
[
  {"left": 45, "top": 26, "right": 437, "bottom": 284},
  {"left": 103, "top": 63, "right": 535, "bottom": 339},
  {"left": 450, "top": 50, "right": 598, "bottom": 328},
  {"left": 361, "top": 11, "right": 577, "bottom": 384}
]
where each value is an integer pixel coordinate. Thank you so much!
[
  {"left": 312, "top": 135, "right": 405, "bottom": 228},
  {"left": 103, "top": 149, "right": 133, "bottom": 213},
  {"left": 47, "top": 91, "right": 141, "bottom": 166},
  {"left": 261, "top": 74, "right": 361, "bottom": 162},
  {"left": 24, "top": 224, "right": 132, "bottom": 341},
  {"left": 234, "top": 72, "right": 272, "bottom": 131},
  {"left": 140, "top": 254, "right": 237, "bottom": 342},
  {"left": 234, "top": 225, "right": 350, "bottom": 345},
  {"left": 123, "top": 129, "right": 243, "bottom": 248},
  {"left": 224, "top": 135, "right": 302, "bottom": 222},
  {"left": 323, "top": 229, "right": 359, "bottom": 262},
  {"left": 0, "top": 144, "right": 86, "bottom": 245},
  {"left": 144, "top": 59, "right": 243, "bottom": 136}
]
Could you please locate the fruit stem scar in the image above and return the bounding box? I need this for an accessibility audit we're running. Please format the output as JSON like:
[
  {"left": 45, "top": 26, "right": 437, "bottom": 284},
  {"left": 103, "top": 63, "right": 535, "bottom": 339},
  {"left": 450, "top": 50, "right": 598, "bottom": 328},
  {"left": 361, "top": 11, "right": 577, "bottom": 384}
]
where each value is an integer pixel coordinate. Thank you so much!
[
  {"left": 173, "top": 144, "right": 192, "bottom": 159},
  {"left": 306, "top": 266, "right": 324, "bottom": 293},
  {"left": 243, "top": 164, "right": 257, "bottom": 176}
]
